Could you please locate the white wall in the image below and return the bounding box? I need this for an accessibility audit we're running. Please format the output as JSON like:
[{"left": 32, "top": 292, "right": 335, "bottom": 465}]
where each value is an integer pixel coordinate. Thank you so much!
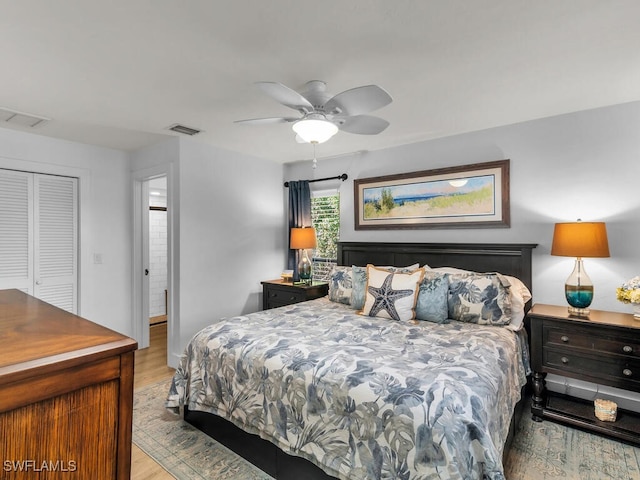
[
  {"left": 177, "top": 139, "right": 285, "bottom": 358},
  {"left": 285, "top": 101, "right": 640, "bottom": 314},
  {"left": 132, "top": 137, "right": 286, "bottom": 365},
  {"left": 0, "top": 127, "right": 133, "bottom": 336}
]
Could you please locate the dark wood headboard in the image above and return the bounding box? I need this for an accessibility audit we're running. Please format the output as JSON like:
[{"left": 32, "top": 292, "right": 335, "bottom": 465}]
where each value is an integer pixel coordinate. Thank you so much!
[{"left": 337, "top": 242, "right": 537, "bottom": 294}]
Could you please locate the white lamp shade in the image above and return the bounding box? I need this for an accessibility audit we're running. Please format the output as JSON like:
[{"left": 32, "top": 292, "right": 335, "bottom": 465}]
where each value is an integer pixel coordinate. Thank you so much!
[{"left": 292, "top": 118, "right": 338, "bottom": 144}]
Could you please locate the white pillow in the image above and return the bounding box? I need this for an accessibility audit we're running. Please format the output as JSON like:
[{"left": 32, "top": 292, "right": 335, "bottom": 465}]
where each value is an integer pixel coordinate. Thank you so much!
[
  {"left": 360, "top": 265, "right": 424, "bottom": 322},
  {"left": 428, "top": 266, "right": 472, "bottom": 275},
  {"left": 502, "top": 275, "right": 532, "bottom": 331}
]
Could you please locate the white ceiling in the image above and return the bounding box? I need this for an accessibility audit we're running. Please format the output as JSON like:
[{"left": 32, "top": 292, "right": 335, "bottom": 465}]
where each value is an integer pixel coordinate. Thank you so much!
[{"left": 2, "top": 1, "right": 640, "bottom": 163}]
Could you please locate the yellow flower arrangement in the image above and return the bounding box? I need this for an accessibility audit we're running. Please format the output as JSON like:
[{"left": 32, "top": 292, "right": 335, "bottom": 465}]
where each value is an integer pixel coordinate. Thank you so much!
[{"left": 616, "top": 276, "right": 640, "bottom": 304}]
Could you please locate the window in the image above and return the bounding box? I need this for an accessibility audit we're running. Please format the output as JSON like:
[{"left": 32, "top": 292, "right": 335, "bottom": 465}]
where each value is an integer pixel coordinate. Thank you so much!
[{"left": 310, "top": 191, "right": 340, "bottom": 281}]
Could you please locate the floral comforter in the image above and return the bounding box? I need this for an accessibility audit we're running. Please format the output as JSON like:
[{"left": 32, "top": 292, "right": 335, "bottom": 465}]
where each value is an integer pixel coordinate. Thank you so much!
[{"left": 166, "top": 297, "right": 528, "bottom": 480}]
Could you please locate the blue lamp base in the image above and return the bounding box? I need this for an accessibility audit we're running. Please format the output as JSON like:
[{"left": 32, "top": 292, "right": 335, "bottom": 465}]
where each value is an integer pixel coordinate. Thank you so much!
[
  {"left": 565, "top": 258, "right": 593, "bottom": 317},
  {"left": 298, "top": 250, "right": 312, "bottom": 285}
]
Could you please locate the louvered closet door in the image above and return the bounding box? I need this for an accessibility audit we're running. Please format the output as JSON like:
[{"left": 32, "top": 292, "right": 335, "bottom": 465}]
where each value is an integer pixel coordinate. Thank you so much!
[
  {"left": 0, "top": 169, "right": 78, "bottom": 313},
  {"left": 0, "top": 170, "right": 34, "bottom": 294},
  {"left": 33, "top": 174, "right": 78, "bottom": 313}
]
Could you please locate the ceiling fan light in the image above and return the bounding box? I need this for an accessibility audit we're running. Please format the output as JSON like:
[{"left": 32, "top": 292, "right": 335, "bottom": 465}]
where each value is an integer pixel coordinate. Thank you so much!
[{"left": 292, "top": 118, "right": 338, "bottom": 144}]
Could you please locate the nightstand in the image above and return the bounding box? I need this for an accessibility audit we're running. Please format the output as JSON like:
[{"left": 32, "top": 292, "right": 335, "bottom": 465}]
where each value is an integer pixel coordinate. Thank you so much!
[
  {"left": 261, "top": 279, "right": 329, "bottom": 310},
  {"left": 528, "top": 303, "right": 640, "bottom": 445}
]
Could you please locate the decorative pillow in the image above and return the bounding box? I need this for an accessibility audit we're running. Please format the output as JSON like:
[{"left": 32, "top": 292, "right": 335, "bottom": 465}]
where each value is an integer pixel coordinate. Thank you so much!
[
  {"left": 350, "top": 265, "right": 368, "bottom": 309},
  {"left": 415, "top": 271, "right": 450, "bottom": 323},
  {"left": 351, "top": 263, "right": 420, "bottom": 310},
  {"left": 328, "top": 265, "right": 353, "bottom": 305},
  {"left": 447, "top": 272, "right": 513, "bottom": 325},
  {"left": 428, "top": 266, "right": 472, "bottom": 275},
  {"left": 426, "top": 266, "right": 531, "bottom": 330},
  {"left": 503, "top": 275, "right": 532, "bottom": 331},
  {"left": 360, "top": 265, "right": 423, "bottom": 321}
]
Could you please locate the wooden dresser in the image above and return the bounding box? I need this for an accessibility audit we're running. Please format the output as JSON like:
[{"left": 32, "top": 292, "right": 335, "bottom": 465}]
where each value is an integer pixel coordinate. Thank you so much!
[
  {"left": 0, "top": 289, "right": 138, "bottom": 479},
  {"left": 529, "top": 303, "right": 640, "bottom": 445}
]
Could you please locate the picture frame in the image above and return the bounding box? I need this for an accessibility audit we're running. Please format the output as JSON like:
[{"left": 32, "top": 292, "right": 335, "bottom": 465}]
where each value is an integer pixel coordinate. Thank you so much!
[{"left": 354, "top": 159, "right": 510, "bottom": 230}]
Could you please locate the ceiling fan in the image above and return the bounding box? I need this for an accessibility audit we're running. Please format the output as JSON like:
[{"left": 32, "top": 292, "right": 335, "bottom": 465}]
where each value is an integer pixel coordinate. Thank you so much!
[{"left": 235, "top": 80, "right": 392, "bottom": 144}]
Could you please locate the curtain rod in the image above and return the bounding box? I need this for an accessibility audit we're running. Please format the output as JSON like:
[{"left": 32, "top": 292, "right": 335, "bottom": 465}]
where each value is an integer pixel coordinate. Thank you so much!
[{"left": 284, "top": 173, "right": 348, "bottom": 187}]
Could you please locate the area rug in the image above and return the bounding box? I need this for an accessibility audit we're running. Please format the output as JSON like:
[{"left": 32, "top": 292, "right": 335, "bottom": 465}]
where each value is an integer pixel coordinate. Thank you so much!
[
  {"left": 504, "top": 410, "right": 640, "bottom": 480},
  {"left": 133, "top": 380, "right": 640, "bottom": 480},
  {"left": 133, "top": 380, "right": 273, "bottom": 480}
]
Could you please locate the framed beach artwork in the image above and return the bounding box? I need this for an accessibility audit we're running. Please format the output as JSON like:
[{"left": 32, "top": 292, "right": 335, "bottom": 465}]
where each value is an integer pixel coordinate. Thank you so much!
[{"left": 354, "top": 159, "right": 510, "bottom": 229}]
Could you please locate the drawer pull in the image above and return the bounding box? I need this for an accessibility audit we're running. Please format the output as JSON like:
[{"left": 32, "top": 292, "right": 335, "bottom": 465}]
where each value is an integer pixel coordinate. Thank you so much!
[
  {"left": 623, "top": 369, "right": 632, "bottom": 377},
  {"left": 561, "top": 356, "right": 569, "bottom": 364},
  {"left": 560, "top": 335, "right": 569, "bottom": 343},
  {"left": 623, "top": 345, "right": 633, "bottom": 353}
]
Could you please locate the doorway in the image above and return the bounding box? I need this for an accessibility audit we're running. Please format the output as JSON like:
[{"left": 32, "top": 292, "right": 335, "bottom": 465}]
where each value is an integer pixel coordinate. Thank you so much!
[
  {"left": 148, "top": 177, "right": 168, "bottom": 327},
  {"left": 132, "top": 165, "right": 175, "bottom": 360}
]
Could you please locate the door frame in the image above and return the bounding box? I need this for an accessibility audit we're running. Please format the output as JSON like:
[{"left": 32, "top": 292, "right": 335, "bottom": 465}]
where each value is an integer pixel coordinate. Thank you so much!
[{"left": 132, "top": 164, "right": 176, "bottom": 359}]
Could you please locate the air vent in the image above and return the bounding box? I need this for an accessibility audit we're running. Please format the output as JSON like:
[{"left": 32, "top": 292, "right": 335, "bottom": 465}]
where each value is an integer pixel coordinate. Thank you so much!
[
  {"left": 0, "top": 107, "right": 50, "bottom": 127},
  {"left": 167, "top": 123, "right": 202, "bottom": 136}
]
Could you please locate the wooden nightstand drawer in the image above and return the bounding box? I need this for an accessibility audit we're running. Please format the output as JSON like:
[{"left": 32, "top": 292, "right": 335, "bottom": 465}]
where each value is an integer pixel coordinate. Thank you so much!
[
  {"left": 261, "top": 280, "right": 329, "bottom": 310},
  {"left": 543, "top": 348, "right": 640, "bottom": 387},
  {"left": 544, "top": 324, "right": 640, "bottom": 358},
  {"left": 266, "top": 287, "right": 306, "bottom": 306}
]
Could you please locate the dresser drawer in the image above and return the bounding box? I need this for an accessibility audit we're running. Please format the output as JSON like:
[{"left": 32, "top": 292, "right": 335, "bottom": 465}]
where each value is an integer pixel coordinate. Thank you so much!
[
  {"left": 544, "top": 324, "right": 640, "bottom": 358},
  {"left": 261, "top": 280, "right": 329, "bottom": 310},
  {"left": 266, "top": 287, "right": 306, "bottom": 305},
  {"left": 543, "top": 348, "right": 640, "bottom": 388}
]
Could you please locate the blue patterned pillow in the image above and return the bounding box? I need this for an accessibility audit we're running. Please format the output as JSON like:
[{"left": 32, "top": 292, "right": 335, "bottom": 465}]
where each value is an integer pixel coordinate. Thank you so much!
[
  {"left": 350, "top": 265, "right": 368, "bottom": 310},
  {"left": 447, "top": 273, "right": 513, "bottom": 325},
  {"left": 328, "top": 265, "right": 353, "bottom": 305},
  {"left": 351, "top": 263, "right": 420, "bottom": 310},
  {"left": 415, "top": 271, "right": 450, "bottom": 323}
]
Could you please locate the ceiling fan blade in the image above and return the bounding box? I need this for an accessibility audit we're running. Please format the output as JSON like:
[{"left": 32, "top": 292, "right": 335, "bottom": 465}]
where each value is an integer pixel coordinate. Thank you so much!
[
  {"left": 234, "top": 116, "right": 298, "bottom": 125},
  {"left": 256, "top": 82, "right": 314, "bottom": 113},
  {"left": 338, "top": 115, "right": 390, "bottom": 135},
  {"left": 325, "top": 85, "right": 392, "bottom": 116}
]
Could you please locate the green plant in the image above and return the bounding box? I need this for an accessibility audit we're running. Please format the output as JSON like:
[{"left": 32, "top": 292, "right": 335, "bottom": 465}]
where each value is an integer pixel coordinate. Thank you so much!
[{"left": 381, "top": 188, "right": 395, "bottom": 212}]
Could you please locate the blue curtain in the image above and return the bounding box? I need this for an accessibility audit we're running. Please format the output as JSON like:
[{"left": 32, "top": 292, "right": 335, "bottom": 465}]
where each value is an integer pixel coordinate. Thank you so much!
[{"left": 287, "top": 180, "right": 312, "bottom": 281}]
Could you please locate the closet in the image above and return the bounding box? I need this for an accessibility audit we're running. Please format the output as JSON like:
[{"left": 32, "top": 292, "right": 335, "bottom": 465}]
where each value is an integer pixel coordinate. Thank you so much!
[{"left": 0, "top": 169, "right": 78, "bottom": 313}]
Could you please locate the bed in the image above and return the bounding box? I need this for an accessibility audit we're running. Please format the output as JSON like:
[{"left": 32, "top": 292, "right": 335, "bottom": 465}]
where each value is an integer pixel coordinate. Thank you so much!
[{"left": 167, "top": 242, "right": 536, "bottom": 480}]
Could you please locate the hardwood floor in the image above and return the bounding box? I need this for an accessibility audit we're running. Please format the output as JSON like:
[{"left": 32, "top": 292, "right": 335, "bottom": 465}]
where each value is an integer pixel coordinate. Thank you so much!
[
  {"left": 149, "top": 314, "right": 167, "bottom": 326},
  {"left": 134, "top": 322, "right": 175, "bottom": 390},
  {"left": 131, "top": 323, "right": 176, "bottom": 480}
]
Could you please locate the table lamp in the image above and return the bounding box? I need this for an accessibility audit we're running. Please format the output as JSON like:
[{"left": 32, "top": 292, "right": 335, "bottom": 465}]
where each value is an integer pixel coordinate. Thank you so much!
[
  {"left": 290, "top": 227, "right": 317, "bottom": 285},
  {"left": 551, "top": 220, "right": 610, "bottom": 316}
]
